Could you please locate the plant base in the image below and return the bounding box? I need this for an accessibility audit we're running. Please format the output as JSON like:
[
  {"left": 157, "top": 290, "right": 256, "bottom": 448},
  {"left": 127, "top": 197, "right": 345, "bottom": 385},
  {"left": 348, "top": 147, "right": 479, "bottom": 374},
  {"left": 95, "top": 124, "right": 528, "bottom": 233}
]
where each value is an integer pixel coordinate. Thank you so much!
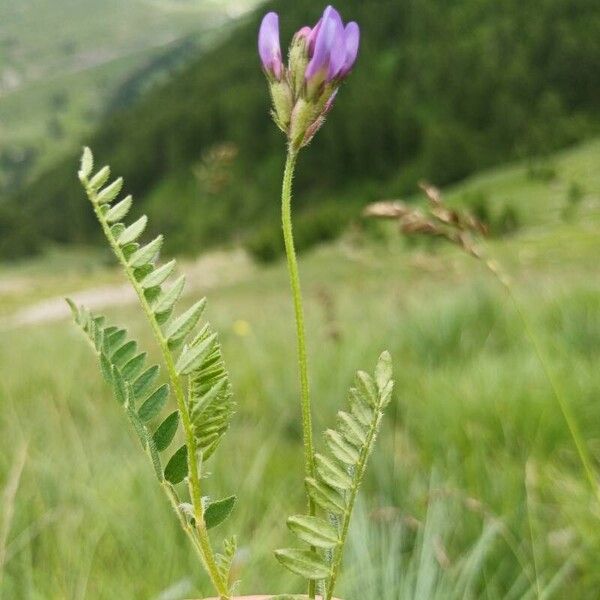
[{"left": 201, "top": 595, "right": 341, "bottom": 599}]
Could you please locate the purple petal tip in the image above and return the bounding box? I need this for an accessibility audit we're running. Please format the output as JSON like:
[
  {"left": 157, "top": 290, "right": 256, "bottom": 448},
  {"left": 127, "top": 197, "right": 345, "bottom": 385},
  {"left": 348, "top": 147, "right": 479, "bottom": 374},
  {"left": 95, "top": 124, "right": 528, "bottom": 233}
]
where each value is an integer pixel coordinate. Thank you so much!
[{"left": 258, "top": 12, "right": 283, "bottom": 79}]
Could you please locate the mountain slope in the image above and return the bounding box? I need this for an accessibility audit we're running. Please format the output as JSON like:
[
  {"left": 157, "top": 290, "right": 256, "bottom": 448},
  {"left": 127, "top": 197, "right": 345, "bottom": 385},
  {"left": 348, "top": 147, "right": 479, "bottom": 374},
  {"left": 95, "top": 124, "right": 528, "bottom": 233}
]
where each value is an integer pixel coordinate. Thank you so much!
[
  {"left": 0, "top": 0, "right": 263, "bottom": 193},
  {"left": 2, "top": 0, "right": 599, "bottom": 259}
]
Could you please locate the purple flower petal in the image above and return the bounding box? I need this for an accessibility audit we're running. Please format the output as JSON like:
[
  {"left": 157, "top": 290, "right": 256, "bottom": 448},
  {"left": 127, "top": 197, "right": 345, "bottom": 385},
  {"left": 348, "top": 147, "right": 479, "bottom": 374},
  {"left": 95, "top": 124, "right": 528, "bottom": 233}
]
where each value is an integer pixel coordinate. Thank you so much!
[
  {"left": 305, "top": 6, "right": 342, "bottom": 82},
  {"left": 339, "top": 22, "right": 360, "bottom": 77},
  {"left": 307, "top": 18, "right": 322, "bottom": 55},
  {"left": 258, "top": 12, "right": 283, "bottom": 79},
  {"left": 327, "top": 14, "right": 346, "bottom": 79}
]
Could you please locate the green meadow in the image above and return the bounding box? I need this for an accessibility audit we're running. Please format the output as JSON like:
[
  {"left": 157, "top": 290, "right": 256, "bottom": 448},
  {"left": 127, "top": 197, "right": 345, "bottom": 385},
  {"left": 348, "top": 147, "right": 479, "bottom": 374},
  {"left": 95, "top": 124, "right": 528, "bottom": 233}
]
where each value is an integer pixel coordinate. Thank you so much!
[{"left": 0, "top": 138, "right": 599, "bottom": 598}]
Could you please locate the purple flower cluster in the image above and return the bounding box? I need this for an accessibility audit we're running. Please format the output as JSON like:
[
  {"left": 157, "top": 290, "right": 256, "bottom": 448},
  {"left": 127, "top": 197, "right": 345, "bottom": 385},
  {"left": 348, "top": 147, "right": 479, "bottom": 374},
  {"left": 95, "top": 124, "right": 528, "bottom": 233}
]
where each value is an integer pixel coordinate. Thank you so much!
[{"left": 258, "top": 5, "right": 360, "bottom": 149}]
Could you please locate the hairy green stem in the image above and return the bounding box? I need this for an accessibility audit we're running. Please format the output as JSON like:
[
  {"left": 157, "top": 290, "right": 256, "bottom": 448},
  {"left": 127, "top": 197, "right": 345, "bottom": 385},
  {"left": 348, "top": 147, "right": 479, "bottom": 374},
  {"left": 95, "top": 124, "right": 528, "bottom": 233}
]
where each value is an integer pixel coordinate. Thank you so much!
[
  {"left": 325, "top": 414, "right": 382, "bottom": 600},
  {"left": 485, "top": 258, "right": 599, "bottom": 502},
  {"left": 87, "top": 185, "right": 228, "bottom": 599},
  {"left": 280, "top": 149, "right": 316, "bottom": 599}
]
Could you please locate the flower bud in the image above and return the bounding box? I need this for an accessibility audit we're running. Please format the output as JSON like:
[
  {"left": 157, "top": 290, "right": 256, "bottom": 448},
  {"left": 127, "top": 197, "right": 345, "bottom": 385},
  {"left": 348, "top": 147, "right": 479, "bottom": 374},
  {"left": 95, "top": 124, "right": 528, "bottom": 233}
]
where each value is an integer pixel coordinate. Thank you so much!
[
  {"left": 288, "top": 27, "right": 311, "bottom": 97},
  {"left": 270, "top": 80, "right": 293, "bottom": 132},
  {"left": 258, "top": 12, "right": 283, "bottom": 80}
]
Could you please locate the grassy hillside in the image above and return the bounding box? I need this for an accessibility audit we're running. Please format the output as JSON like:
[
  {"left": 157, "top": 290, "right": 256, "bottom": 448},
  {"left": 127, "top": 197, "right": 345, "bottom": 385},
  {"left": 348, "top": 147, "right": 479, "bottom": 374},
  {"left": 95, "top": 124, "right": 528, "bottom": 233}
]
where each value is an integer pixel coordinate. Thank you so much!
[
  {"left": 0, "top": 139, "right": 599, "bottom": 598},
  {"left": 3, "top": 0, "right": 599, "bottom": 260},
  {"left": 0, "top": 0, "right": 263, "bottom": 193}
]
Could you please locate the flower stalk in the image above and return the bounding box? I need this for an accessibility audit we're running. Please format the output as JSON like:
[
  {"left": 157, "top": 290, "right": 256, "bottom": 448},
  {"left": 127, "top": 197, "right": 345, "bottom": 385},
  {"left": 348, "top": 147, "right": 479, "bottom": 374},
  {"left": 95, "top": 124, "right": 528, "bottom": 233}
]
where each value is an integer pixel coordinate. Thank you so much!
[{"left": 280, "top": 148, "right": 316, "bottom": 491}]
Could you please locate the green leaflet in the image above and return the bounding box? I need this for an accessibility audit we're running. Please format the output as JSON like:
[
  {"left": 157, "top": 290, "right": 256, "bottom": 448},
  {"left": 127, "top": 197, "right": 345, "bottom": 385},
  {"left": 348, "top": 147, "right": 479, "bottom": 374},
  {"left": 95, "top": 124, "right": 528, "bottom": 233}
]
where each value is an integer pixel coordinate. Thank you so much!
[
  {"left": 324, "top": 429, "right": 359, "bottom": 465},
  {"left": 164, "top": 444, "right": 188, "bottom": 484},
  {"left": 315, "top": 454, "right": 353, "bottom": 490},
  {"left": 79, "top": 147, "right": 93, "bottom": 180},
  {"left": 153, "top": 275, "right": 186, "bottom": 319},
  {"left": 105, "top": 328, "right": 126, "bottom": 354},
  {"left": 204, "top": 495, "right": 237, "bottom": 529},
  {"left": 132, "top": 365, "right": 159, "bottom": 400},
  {"left": 305, "top": 477, "right": 345, "bottom": 515},
  {"left": 375, "top": 350, "right": 393, "bottom": 390},
  {"left": 88, "top": 165, "right": 110, "bottom": 191},
  {"left": 337, "top": 410, "right": 367, "bottom": 446},
  {"left": 141, "top": 259, "right": 176, "bottom": 289},
  {"left": 118, "top": 215, "right": 148, "bottom": 245},
  {"left": 274, "top": 549, "right": 329, "bottom": 580},
  {"left": 153, "top": 411, "right": 179, "bottom": 452},
  {"left": 121, "top": 352, "right": 147, "bottom": 380},
  {"left": 287, "top": 515, "right": 339, "bottom": 549},
  {"left": 138, "top": 383, "right": 169, "bottom": 423},
  {"left": 175, "top": 331, "right": 217, "bottom": 375},
  {"left": 128, "top": 235, "right": 163, "bottom": 268},
  {"left": 96, "top": 177, "right": 123, "bottom": 204},
  {"left": 355, "top": 371, "right": 378, "bottom": 407},
  {"left": 105, "top": 195, "right": 133, "bottom": 223},
  {"left": 111, "top": 340, "right": 137, "bottom": 367},
  {"left": 164, "top": 299, "right": 206, "bottom": 347}
]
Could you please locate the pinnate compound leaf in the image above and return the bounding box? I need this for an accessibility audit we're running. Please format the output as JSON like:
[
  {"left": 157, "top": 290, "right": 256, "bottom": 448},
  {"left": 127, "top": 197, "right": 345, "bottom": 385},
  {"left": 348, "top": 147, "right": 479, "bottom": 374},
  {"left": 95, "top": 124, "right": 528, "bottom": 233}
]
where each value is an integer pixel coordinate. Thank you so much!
[
  {"left": 164, "top": 444, "right": 188, "bottom": 484},
  {"left": 153, "top": 411, "right": 179, "bottom": 452},
  {"left": 204, "top": 495, "right": 237, "bottom": 529},
  {"left": 118, "top": 215, "right": 148, "bottom": 246},
  {"left": 138, "top": 383, "right": 169, "bottom": 422},
  {"left": 105, "top": 195, "right": 133, "bottom": 223},
  {"left": 274, "top": 549, "right": 329, "bottom": 580},
  {"left": 216, "top": 535, "right": 238, "bottom": 584},
  {"left": 287, "top": 515, "right": 339, "bottom": 549}
]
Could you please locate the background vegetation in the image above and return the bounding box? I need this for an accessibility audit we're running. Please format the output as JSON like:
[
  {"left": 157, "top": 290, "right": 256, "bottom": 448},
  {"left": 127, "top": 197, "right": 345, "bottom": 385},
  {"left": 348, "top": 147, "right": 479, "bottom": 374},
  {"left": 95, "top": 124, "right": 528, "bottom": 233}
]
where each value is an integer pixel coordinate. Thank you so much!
[
  {"left": 1, "top": 0, "right": 599, "bottom": 259},
  {"left": 0, "top": 0, "right": 261, "bottom": 197},
  {"left": 1, "top": 138, "right": 599, "bottom": 598},
  {"left": 1, "top": 1, "right": 599, "bottom": 598}
]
